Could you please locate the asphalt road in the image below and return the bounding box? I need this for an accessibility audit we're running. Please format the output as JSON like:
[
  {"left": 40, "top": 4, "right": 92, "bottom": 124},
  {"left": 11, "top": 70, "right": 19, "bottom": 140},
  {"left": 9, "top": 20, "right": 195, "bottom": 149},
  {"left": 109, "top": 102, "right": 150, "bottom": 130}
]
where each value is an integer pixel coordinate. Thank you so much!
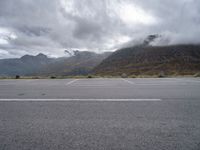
[{"left": 0, "top": 78, "right": 200, "bottom": 150}]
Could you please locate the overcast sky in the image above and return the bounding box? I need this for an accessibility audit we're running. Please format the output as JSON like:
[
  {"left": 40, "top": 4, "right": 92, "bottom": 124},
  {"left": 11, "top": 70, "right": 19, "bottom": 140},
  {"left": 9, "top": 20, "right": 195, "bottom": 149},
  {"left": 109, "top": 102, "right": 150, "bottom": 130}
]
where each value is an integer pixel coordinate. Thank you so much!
[{"left": 0, "top": 0, "right": 200, "bottom": 58}]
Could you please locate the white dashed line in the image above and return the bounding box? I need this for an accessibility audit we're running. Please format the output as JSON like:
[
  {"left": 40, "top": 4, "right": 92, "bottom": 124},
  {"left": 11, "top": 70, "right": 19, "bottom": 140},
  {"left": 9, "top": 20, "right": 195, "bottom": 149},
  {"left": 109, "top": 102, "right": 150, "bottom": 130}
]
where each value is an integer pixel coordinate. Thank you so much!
[
  {"left": 121, "top": 79, "right": 135, "bottom": 85},
  {"left": 65, "top": 79, "right": 79, "bottom": 86},
  {"left": 0, "top": 99, "right": 162, "bottom": 102},
  {"left": 135, "top": 83, "right": 187, "bottom": 86},
  {"left": 71, "top": 84, "right": 110, "bottom": 87}
]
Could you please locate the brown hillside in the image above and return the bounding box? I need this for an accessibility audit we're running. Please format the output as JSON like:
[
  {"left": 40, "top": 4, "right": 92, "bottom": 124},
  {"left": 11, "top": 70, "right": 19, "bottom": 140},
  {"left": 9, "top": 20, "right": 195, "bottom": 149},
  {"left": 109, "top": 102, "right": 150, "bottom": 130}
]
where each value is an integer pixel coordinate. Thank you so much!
[{"left": 93, "top": 45, "right": 200, "bottom": 76}]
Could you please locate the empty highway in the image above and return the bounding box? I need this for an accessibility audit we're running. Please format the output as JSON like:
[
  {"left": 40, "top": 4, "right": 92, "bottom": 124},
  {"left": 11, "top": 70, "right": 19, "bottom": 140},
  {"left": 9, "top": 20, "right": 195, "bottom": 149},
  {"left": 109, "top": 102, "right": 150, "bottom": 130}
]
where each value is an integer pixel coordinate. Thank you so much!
[{"left": 0, "top": 78, "right": 200, "bottom": 150}]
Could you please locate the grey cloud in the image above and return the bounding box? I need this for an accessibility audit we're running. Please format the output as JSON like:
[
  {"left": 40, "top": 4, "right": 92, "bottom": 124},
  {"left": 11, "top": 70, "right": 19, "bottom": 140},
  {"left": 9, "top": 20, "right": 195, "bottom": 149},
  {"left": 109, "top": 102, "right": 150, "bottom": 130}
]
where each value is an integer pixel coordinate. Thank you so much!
[
  {"left": 73, "top": 19, "right": 103, "bottom": 40},
  {"left": 16, "top": 26, "right": 51, "bottom": 37},
  {"left": 0, "top": 0, "right": 200, "bottom": 58}
]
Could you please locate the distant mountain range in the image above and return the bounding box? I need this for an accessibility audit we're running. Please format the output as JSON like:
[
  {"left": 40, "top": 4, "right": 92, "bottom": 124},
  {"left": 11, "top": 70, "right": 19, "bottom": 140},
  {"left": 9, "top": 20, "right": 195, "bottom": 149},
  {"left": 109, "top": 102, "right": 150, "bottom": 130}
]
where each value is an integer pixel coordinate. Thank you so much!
[
  {"left": 0, "top": 51, "right": 111, "bottom": 76},
  {"left": 38, "top": 51, "right": 111, "bottom": 76},
  {"left": 0, "top": 53, "right": 53, "bottom": 76},
  {"left": 1, "top": 35, "right": 200, "bottom": 77}
]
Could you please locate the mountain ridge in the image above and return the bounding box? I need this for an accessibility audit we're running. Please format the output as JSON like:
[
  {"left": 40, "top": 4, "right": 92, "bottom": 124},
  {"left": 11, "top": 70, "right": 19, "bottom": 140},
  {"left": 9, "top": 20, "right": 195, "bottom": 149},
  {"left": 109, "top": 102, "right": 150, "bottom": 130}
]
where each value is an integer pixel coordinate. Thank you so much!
[
  {"left": 0, "top": 51, "right": 111, "bottom": 76},
  {"left": 93, "top": 44, "right": 200, "bottom": 76}
]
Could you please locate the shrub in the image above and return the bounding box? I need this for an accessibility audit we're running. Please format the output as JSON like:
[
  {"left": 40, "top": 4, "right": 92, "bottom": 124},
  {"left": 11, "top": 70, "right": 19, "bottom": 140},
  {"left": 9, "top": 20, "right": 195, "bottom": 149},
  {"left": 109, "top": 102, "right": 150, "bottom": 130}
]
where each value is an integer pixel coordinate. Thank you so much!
[
  {"left": 15, "top": 75, "right": 20, "bottom": 79},
  {"left": 121, "top": 73, "right": 127, "bottom": 78},
  {"left": 87, "top": 75, "right": 93, "bottom": 78},
  {"left": 50, "top": 76, "right": 56, "bottom": 79},
  {"left": 129, "top": 74, "right": 136, "bottom": 78},
  {"left": 158, "top": 71, "right": 165, "bottom": 78}
]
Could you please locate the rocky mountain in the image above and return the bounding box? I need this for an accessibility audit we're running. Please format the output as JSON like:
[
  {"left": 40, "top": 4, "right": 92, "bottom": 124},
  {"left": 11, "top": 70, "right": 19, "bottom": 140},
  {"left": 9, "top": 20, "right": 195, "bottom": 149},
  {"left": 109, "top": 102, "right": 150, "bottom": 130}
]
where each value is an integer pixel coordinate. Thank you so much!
[
  {"left": 38, "top": 51, "right": 111, "bottom": 76},
  {"left": 64, "top": 50, "right": 80, "bottom": 57},
  {"left": 0, "top": 53, "right": 53, "bottom": 76},
  {"left": 0, "top": 51, "right": 111, "bottom": 77},
  {"left": 93, "top": 44, "right": 200, "bottom": 76},
  {"left": 143, "top": 34, "right": 160, "bottom": 46}
]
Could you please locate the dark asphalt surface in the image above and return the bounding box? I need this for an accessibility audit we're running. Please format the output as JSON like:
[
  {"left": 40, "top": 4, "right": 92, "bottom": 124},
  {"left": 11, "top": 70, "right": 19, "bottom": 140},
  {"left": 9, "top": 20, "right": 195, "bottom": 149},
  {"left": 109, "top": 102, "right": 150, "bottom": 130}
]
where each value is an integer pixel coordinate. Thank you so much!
[{"left": 0, "top": 78, "right": 200, "bottom": 150}]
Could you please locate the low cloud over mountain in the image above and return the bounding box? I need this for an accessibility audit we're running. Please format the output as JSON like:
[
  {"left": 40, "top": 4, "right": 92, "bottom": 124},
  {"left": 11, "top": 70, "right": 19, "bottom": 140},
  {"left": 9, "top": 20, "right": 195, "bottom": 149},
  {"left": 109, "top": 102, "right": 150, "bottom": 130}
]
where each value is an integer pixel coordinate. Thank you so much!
[{"left": 0, "top": 0, "right": 200, "bottom": 58}]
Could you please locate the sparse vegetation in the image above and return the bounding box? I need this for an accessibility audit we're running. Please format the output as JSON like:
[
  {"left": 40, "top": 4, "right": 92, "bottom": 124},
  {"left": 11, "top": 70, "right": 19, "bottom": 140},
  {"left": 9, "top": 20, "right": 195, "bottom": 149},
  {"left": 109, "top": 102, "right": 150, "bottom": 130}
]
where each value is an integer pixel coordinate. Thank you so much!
[
  {"left": 32, "top": 76, "right": 40, "bottom": 79},
  {"left": 129, "top": 74, "right": 137, "bottom": 78},
  {"left": 121, "top": 73, "right": 127, "bottom": 78},
  {"left": 94, "top": 45, "right": 200, "bottom": 76},
  {"left": 158, "top": 71, "right": 165, "bottom": 78}
]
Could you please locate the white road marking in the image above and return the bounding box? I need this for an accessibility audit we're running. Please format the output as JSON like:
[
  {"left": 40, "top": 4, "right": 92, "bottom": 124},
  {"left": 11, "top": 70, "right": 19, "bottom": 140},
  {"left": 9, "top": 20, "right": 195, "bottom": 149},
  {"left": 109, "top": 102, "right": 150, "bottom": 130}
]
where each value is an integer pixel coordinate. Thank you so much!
[
  {"left": 66, "top": 79, "right": 79, "bottom": 86},
  {"left": 0, "top": 99, "right": 162, "bottom": 102},
  {"left": 135, "top": 83, "right": 187, "bottom": 86},
  {"left": 121, "top": 79, "right": 135, "bottom": 85},
  {"left": 71, "top": 84, "right": 111, "bottom": 87}
]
